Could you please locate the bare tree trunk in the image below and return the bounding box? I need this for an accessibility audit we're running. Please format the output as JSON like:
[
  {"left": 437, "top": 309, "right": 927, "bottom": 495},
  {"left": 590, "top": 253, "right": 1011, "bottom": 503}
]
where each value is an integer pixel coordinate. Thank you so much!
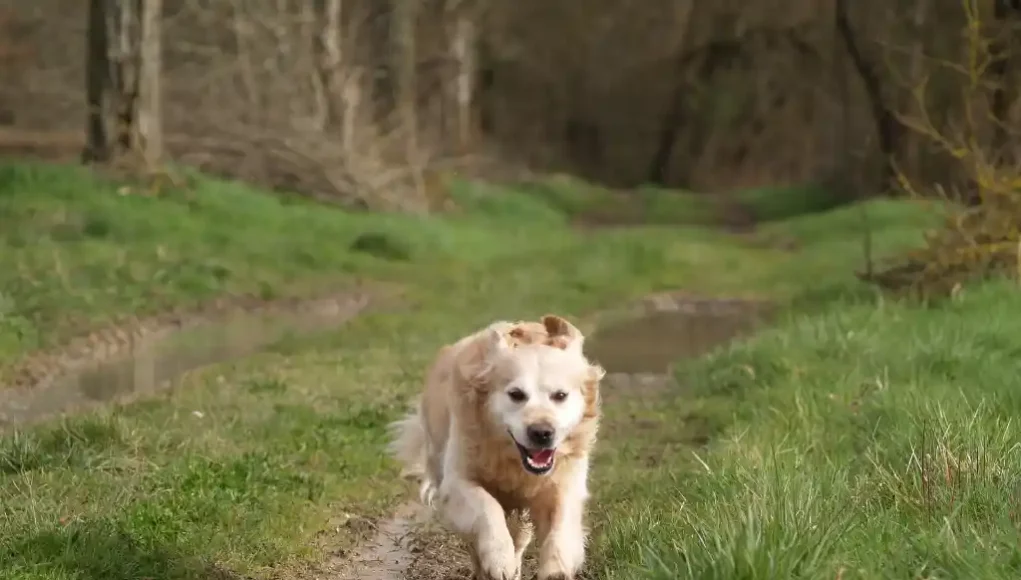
[
  {"left": 835, "top": 0, "right": 899, "bottom": 191},
  {"left": 136, "top": 0, "right": 163, "bottom": 166},
  {"left": 477, "top": 38, "right": 496, "bottom": 135},
  {"left": 340, "top": 67, "right": 361, "bottom": 154},
  {"left": 645, "top": 1, "right": 698, "bottom": 185},
  {"left": 392, "top": 0, "right": 418, "bottom": 151},
  {"left": 903, "top": 0, "right": 930, "bottom": 176},
  {"left": 110, "top": 0, "right": 139, "bottom": 155},
  {"left": 368, "top": 2, "right": 394, "bottom": 120},
  {"left": 313, "top": 0, "right": 343, "bottom": 131},
  {"left": 448, "top": 2, "right": 476, "bottom": 152},
  {"left": 990, "top": 0, "right": 1019, "bottom": 164},
  {"left": 83, "top": 0, "right": 110, "bottom": 163},
  {"left": 230, "top": 2, "right": 263, "bottom": 124}
]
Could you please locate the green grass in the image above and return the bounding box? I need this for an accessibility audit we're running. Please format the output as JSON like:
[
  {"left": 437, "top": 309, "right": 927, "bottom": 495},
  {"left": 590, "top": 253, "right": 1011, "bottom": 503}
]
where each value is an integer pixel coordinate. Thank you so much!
[
  {"left": 0, "top": 162, "right": 417, "bottom": 364},
  {"left": 590, "top": 283, "right": 1021, "bottom": 579},
  {"left": 479, "top": 173, "right": 858, "bottom": 226},
  {"left": 0, "top": 161, "right": 942, "bottom": 579}
]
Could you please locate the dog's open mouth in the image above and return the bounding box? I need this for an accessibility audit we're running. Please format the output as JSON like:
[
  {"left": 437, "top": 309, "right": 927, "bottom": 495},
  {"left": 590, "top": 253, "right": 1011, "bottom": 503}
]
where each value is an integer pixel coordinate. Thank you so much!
[{"left": 515, "top": 441, "right": 556, "bottom": 475}]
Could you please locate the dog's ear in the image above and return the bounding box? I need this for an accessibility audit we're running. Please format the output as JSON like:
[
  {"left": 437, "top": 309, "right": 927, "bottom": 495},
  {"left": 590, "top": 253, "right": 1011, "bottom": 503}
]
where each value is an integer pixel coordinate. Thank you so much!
[
  {"left": 457, "top": 322, "right": 512, "bottom": 387},
  {"left": 541, "top": 314, "right": 584, "bottom": 352},
  {"left": 481, "top": 323, "right": 513, "bottom": 357},
  {"left": 581, "top": 362, "right": 604, "bottom": 419}
]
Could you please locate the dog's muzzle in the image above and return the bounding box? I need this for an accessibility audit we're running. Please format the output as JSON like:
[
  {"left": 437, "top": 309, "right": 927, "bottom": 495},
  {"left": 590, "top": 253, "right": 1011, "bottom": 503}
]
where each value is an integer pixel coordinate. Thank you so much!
[{"left": 511, "top": 422, "right": 557, "bottom": 475}]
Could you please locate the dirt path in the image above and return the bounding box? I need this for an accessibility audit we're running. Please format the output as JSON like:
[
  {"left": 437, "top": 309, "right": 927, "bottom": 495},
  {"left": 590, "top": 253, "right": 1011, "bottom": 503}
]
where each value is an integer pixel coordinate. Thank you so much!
[
  {"left": 327, "top": 502, "right": 432, "bottom": 580},
  {"left": 327, "top": 293, "right": 771, "bottom": 580}
]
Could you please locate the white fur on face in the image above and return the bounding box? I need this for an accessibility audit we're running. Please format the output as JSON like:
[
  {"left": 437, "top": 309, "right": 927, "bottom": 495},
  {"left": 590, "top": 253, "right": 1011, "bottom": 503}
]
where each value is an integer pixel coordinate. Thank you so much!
[{"left": 486, "top": 344, "right": 590, "bottom": 450}]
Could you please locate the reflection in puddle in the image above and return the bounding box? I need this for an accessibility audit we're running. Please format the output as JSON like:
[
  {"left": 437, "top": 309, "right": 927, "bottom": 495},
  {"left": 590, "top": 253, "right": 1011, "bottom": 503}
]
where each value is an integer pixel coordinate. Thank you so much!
[
  {"left": 0, "top": 294, "right": 369, "bottom": 427},
  {"left": 586, "top": 300, "right": 770, "bottom": 374}
]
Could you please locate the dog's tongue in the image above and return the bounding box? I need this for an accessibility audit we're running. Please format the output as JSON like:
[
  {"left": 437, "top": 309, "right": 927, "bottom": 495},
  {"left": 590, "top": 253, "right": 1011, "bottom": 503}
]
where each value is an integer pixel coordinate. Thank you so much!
[{"left": 529, "top": 449, "right": 554, "bottom": 464}]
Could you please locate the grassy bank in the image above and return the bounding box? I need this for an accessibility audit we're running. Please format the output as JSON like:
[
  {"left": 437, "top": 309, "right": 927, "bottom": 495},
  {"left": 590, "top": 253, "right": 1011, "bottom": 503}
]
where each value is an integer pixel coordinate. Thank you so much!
[
  {"left": 483, "top": 174, "right": 854, "bottom": 226},
  {"left": 0, "top": 162, "right": 936, "bottom": 580},
  {"left": 592, "top": 282, "right": 1021, "bottom": 578},
  {"left": 0, "top": 162, "right": 406, "bottom": 368}
]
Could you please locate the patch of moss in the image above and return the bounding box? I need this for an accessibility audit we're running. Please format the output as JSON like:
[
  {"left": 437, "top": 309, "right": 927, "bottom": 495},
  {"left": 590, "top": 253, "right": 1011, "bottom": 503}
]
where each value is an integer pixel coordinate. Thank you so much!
[{"left": 349, "top": 232, "right": 411, "bottom": 262}]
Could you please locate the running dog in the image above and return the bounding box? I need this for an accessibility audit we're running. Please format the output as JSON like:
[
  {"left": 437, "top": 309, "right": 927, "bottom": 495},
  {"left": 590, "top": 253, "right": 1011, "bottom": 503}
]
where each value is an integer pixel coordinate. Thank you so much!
[{"left": 390, "top": 315, "right": 604, "bottom": 580}]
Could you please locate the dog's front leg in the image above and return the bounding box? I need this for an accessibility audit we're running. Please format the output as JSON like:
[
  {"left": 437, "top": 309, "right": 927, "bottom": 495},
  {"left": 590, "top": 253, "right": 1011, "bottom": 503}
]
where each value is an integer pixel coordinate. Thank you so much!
[
  {"left": 532, "top": 462, "right": 589, "bottom": 580},
  {"left": 439, "top": 478, "right": 520, "bottom": 580}
]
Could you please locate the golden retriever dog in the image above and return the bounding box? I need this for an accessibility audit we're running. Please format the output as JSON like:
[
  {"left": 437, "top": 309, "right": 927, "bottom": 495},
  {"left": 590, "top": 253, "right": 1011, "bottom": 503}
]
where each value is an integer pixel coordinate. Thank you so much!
[{"left": 390, "top": 314, "right": 604, "bottom": 580}]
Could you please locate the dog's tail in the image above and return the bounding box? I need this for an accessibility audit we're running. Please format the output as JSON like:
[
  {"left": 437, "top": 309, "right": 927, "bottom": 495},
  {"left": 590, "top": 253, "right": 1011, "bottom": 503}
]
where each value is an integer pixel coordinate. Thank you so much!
[
  {"left": 388, "top": 400, "right": 427, "bottom": 478},
  {"left": 388, "top": 400, "right": 437, "bottom": 505}
]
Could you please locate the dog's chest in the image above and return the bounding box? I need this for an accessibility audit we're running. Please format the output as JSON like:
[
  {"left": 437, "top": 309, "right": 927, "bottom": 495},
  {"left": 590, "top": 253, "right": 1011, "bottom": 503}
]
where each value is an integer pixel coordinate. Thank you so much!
[
  {"left": 466, "top": 437, "right": 555, "bottom": 508},
  {"left": 474, "top": 466, "right": 555, "bottom": 511}
]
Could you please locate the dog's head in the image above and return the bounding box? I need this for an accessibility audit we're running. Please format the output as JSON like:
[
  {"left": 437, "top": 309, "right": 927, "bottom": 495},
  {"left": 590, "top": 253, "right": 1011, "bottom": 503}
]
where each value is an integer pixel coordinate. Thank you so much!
[{"left": 460, "top": 314, "right": 604, "bottom": 476}]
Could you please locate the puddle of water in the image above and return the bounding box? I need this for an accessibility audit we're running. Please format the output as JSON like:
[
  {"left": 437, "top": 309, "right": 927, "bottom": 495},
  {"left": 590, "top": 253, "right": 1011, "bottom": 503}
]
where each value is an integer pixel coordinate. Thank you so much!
[
  {"left": 586, "top": 300, "right": 770, "bottom": 374},
  {"left": 0, "top": 294, "right": 369, "bottom": 428}
]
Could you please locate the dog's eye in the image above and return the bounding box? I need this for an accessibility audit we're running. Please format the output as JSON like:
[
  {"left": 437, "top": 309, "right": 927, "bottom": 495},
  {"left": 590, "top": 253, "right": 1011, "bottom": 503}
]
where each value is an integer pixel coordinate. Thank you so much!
[
  {"left": 507, "top": 389, "right": 528, "bottom": 403},
  {"left": 550, "top": 391, "right": 568, "bottom": 403}
]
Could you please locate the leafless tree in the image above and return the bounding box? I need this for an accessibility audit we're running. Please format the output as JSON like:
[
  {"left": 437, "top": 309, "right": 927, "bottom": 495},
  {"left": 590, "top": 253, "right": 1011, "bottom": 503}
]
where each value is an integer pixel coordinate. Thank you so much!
[
  {"left": 7, "top": 0, "right": 1021, "bottom": 201},
  {"left": 81, "top": 0, "right": 163, "bottom": 166},
  {"left": 136, "top": 0, "right": 163, "bottom": 166},
  {"left": 391, "top": 0, "right": 418, "bottom": 152},
  {"left": 312, "top": 0, "right": 345, "bottom": 132},
  {"left": 447, "top": 0, "right": 477, "bottom": 152},
  {"left": 990, "top": 0, "right": 1020, "bottom": 162},
  {"left": 82, "top": 0, "right": 109, "bottom": 162}
]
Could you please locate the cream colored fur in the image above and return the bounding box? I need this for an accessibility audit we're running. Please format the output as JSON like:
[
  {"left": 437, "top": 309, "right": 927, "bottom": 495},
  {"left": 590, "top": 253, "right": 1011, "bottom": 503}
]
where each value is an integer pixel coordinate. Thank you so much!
[{"left": 389, "top": 315, "right": 604, "bottom": 580}]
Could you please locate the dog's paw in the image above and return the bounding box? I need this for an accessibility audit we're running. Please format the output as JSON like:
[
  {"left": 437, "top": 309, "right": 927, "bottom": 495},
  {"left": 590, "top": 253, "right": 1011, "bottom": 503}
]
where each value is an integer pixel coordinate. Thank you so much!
[
  {"left": 475, "top": 534, "right": 520, "bottom": 580},
  {"left": 535, "top": 568, "right": 575, "bottom": 580},
  {"left": 536, "top": 540, "right": 583, "bottom": 580},
  {"left": 419, "top": 478, "right": 437, "bottom": 506}
]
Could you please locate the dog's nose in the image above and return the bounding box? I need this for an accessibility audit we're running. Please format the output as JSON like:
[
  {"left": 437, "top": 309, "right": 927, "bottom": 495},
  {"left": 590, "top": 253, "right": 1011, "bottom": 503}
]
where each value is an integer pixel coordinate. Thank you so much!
[{"left": 527, "top": 422, "right": 555, "bottom": 447}]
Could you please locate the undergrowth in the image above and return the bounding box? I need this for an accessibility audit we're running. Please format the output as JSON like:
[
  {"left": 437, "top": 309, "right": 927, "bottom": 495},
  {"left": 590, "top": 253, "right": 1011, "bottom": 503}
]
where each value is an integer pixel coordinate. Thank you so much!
[{"left": 865, "top": 0, "right": 1021, "bottom": 300}]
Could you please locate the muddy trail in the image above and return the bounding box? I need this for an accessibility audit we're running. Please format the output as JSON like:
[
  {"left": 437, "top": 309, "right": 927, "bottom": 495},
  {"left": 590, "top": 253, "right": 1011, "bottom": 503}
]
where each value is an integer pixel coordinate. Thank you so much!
[
  {"left": 0, "top": 291, "right": 371, "bottom": 428},
  {"left": 336, "top": 294, "right": 772, "bottom": 580},
  {"left": 0, "top": 286, "right": 770, "bottom": 579}
]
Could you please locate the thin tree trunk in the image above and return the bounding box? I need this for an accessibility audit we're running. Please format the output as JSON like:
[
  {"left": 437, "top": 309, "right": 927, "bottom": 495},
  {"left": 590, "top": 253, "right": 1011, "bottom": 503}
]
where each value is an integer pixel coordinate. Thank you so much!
[
  {"left": 392, "top": 0, "right": 418, "bottom": 151},
  {"left": 313, "top": 0, "right": 344, "bottom": 131},
  {"left": 110, "top": 0, "right": 139, "bottom": 155},
  {"left": 136, "top": 0, "right": 163, "bottom": 166},
  {"left": 230, "top": 2, "right": 263, "bottom": 125},
  {"left": 368, "top": 2, "right": 393, "bottom": 120},
  {"left": 450, "top": 6, "right": 476, "bottom": 151},
  {"left": 645, "top": 1, "right": 697, "bottom": 185},
  {"left": 477, "top": 38, "right": 495, "bottom": 135},
  {"left": 834, "top": 0, "right": 898, "bottom": 191},
  {"left": 83, "top": 0, "right": 110, "bottom": 163},
  {"left": 991, "top": 0, "right": 1018, "bottom": 163},
  {"left": 340, "top": 66, "right": 361, "bottom": 155},
  {"left": 903, "top": 0, "right": 930, "bottom": 176}
]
